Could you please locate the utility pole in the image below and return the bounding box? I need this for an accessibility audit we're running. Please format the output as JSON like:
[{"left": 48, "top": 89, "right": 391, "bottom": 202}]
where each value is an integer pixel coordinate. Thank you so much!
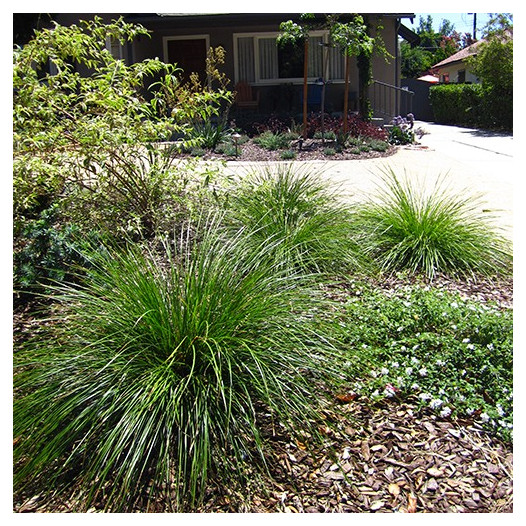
[{"left": 468, "top": 13, "right": 477, "bottom": 40}]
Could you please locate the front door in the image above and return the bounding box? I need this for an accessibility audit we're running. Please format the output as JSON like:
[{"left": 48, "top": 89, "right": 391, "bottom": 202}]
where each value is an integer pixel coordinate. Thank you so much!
[{"left": 167, "top": 38, "right": 207, "bottom": 83}]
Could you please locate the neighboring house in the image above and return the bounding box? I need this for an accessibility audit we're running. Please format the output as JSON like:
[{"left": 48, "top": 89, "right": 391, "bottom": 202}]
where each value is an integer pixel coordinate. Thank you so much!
[
  {"left": 432, "top": 40, "right": 483, "bottom": 84},
  {"left": 54, "top": 13, "right": 417, "bottom": 119}
]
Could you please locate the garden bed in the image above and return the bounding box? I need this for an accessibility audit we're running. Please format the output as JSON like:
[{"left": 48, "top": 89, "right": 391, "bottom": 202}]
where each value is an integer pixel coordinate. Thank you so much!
[
  {"left": 177, "top": 136, "right": 397, "bottom": 163},
  {"left": 13, "top": 274, "right": 513, "bottom": 513}
]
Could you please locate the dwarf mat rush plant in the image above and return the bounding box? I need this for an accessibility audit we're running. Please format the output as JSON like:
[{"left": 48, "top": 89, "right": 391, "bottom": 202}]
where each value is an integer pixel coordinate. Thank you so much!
[
  {"left": 13, "top": 217, "right": 346, "bottom": 512},
  {"left": 354, "top": 169, "right": 512, "bottom": 279}
]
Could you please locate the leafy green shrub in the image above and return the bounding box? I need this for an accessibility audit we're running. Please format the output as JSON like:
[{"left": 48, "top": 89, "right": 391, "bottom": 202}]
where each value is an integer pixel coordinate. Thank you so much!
[
  {"left": 354, "top": 170, "right": 512, "bottom": 279},
  {"left": 13, "top": 205, "right": 101, "bottom": 298},
  {"left": 13, "top": 218, "right": 346, "bottom": 511},
  {"left": 323, "top": 147, "right": 337, "bottom": 156},
  {"left": 280, "top": 149, "right": 297, "bottom": 160},
  {"left": 330, "top": 283, "right": 513, "bottom": 441},
  {"left": 253, "top": 130, "right": 292, "bottom": 151},
  {"left": 350, "top": 147, "right": 361, "bottom": 155},
  {"left": 226, "top": 164, "right": 367, "bottom": 273}
]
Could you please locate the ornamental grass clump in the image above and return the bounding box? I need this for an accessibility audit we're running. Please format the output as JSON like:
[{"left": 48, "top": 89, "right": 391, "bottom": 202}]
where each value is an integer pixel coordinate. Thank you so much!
[
  {"left": 355, "top": 169, "right": 512, "bottom": 279},
  {"left": 227, "top": 164, "right": 367, "bottom": 274},
  {"left": 13, "top": 217, "right": 345, "bottom": 512}
]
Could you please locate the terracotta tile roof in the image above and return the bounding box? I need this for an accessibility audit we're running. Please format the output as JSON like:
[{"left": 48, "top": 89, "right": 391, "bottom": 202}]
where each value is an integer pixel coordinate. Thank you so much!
[{"left": 432, "top": 40, "right": 484, "bottom": 68}]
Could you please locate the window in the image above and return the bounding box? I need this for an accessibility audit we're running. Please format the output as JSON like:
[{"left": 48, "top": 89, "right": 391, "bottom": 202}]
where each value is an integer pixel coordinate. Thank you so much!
[
  {"left": 234, "top": 32, "right": 344, "bottom": 84},
  {"left": 457, "top": 69, "right": 466, "bottom": 83}
]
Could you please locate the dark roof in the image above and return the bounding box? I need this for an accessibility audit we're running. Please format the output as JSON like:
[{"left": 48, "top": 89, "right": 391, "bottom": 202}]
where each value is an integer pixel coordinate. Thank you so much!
[
  {"left": 125, "top": 13, "right": 415, "bottom": 27},
  {"left": 398, "top": 23, "right": 420, "bottom": 46}
]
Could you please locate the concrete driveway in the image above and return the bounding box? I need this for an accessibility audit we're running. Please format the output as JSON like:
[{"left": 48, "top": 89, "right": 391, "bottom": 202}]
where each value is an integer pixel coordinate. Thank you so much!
[{"left": 226, "top": 121, "right": 515, "bottom": 238}]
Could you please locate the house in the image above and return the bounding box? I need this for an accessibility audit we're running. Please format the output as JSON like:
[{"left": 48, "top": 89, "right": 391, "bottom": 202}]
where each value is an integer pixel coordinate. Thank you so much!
[
  {"left": 53, "top": 13, "right": 417, "bottom": 120},
  {"left": 431, "top": 40, "right": 483, "bottom": 84}
]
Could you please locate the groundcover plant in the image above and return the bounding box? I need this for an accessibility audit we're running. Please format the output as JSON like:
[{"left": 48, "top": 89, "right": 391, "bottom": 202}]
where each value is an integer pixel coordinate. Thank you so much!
[{"left": 13, "top": 216, "right": 347, "bottom": 512}]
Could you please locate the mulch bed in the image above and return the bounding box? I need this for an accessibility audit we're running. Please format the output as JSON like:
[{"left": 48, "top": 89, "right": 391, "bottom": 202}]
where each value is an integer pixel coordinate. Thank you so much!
[
  {"left": 177, "top": 137, "right": 397, "bottom": 163},
  {"left": 197, "top": 400, "right": 512, "bottom": 513}
]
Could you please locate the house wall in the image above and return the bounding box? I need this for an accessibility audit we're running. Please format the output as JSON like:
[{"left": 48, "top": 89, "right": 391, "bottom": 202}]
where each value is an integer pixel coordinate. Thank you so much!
[
  {"left": 436, "top": 62, "right": 479, "bottom": 84},
  {"left": 52, "top": 13, "right": 404, "bottom": 116}
]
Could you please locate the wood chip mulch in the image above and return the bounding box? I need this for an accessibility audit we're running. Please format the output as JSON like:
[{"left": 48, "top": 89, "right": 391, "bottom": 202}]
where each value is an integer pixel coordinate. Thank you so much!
[{"left": 198, "top": 399, "right": 512, "bottom": 513}]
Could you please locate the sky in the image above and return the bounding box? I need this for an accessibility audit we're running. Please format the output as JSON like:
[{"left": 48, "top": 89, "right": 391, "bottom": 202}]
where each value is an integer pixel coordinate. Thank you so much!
[{"left": 410, "top": 13, "right": 493, "bottom": 38}]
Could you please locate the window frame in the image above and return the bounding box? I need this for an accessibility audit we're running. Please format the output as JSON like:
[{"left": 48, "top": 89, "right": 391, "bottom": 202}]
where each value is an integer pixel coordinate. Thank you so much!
[{"left": 233, "top": 30, "right": 344, "bottom": 86}]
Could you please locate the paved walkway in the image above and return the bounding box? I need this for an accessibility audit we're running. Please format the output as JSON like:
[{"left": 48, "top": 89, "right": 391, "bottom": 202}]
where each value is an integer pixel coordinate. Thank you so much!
[{"left": 225, "top": 122, "right": 515, "bottom": 238}]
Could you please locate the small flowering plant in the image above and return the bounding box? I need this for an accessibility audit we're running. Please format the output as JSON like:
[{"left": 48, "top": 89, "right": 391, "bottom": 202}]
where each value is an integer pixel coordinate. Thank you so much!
[
  {"left": 388, "top": 114, "right": 415, "bottom": 145},
  {"left": 333, "top": 283, "right": 513, "bottom": 441}
]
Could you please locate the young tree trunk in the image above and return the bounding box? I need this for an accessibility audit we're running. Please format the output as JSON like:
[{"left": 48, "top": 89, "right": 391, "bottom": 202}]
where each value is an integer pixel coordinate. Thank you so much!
[
  {"left": 342, "top": 54, "right": 350, "bottom": 134},
  {"left": 302, "top": 38, "right": 309, "bottom": 138}
]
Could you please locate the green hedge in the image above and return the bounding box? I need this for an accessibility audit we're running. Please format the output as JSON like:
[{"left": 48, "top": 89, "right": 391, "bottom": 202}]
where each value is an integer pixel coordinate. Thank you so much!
[{"left": 429, "top": 84, "right": 512, "bottom": 130}]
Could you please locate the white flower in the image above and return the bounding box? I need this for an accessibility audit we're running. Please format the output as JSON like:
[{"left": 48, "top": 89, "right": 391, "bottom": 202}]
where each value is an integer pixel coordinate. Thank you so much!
[
  {"left": 451, "top": 324, "right": 458, "bottom": 330},
  {"left": 400, "top": 346, "right": 407, "bottom": 351},
  {"left": 370, "top": 370, "right": 378, "bottom": 378},
  {"left": 496, "top": 405, "right": 505, "bottom": 416},
  {"left": 383, "top": 385, "right": 397, "bottom": 397},
  {"left": 462, "top": 338, "right": 470, "bottom": 343},
  {"left": 466, "top": 408, "right": 475, "bottom": 415},
  {"left": 397, "top": 326, "right": 403, "bottom": 332},
  {"left": 480, "top": 412, "right": 490, "bottom": 423},
  {"left": 429, "top": 398, "right": 443, "bottom": 409},
  {"left": 406, "top": 367, "right": 414, "bottom": 375},
  {"left": 435, "top": 360, "right": 446, "bottom": 366},
  {"left": 411, "top": 356, "right": 419, "bottom": 364},
  {"left": 392, "top": 361, "right": 400, "bottom": 368},
  {"left": 380, "top": 367, "right": 389, "bottom": 375},
  {"left": 419, "top": 392, "right": 432, "bottom": 401},
  {"left": 412, "top": 344, "right": 420, "bottom": 351},
  {"left": 419, "top": 367, "right": 428, "bottom": 377},
  {"left": 440, "top": 406, "right": 452, "bottom": 418},
  {"left": 487, "top": 343, "right": 495, "bottom": 351},
  {"left": 403, "top": 301, "right": 412, "bottom": 307},
  {"left": 467, "top": 344, "right": 475, "bottom": 350},
  {"left": 411, "top": 383, "right": 420, "bottom": 390},
  {"left": 371, "top": 390, "right": 380, "bottom": 397},
  {"left": 451, "top": 301, "right": 458, "bottom": 308}
]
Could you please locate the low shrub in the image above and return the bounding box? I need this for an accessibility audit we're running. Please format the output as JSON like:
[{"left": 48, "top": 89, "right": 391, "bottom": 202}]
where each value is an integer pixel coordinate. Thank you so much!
[
  {"left": 323, "top": 147, "right": 337, "bottom": 156},
  {"left": 13, "top": 204, "right": 101, "bottom": 299},
  {"left": 280, "top": 149, "right": 297, "bottom": 160},
  {"left": 354, "top": 170, "right": 512, "bottom": 279},
  {"left": 13, "top": 218, "right": 347, "bottom": 511},
  {"left": 368, "top": 139, "right": 389, "bottom": 152},
  {"left": 184, "top": 120, "right": 232, "bottom": 151},
  {"left": 254, "top": 130, "right": 292, "bottom": 151}
]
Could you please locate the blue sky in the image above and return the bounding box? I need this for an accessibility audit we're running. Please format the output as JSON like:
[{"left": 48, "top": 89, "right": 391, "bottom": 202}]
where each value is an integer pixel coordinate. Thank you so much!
[{"left": 410, "top": 13, "right": 493, "bottom": 37}]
